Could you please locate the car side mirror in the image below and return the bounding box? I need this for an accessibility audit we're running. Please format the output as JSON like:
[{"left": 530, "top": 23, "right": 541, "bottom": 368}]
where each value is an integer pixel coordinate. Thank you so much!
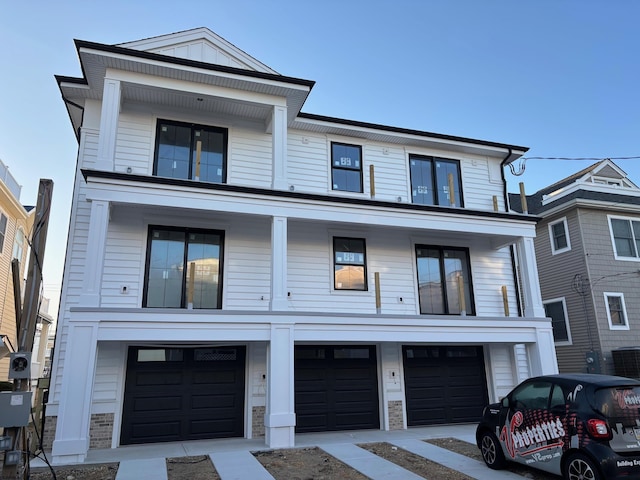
[{"left": 502, "top": 397, "right": 510, "bottom": 408}]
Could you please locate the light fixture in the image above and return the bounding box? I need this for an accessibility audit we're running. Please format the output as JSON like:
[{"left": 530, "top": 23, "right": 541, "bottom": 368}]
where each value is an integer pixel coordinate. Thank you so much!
[{"left": 0, "top": 335, "right": 15, "bottom": 360}]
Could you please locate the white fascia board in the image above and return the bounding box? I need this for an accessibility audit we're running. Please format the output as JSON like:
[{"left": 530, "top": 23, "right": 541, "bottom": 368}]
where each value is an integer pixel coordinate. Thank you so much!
[
  {"left": 106, "top": 68, "right": 287, "bottom": 107},
  {"left": 70, "top": 308, "right": 548, "bottom": 344},
  {"left": 83, "top": 180, "right": 536, "bottom": 239}
]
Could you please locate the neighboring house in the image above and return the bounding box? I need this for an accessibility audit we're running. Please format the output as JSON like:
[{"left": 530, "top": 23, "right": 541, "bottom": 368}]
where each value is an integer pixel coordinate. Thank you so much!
[
  {"left": 510, "top": 160, "right": 640, "bottom": 375},
  {"left": 0, "top": 158, "right": 34, "bottom": 380},
  {"left": 48, "top": 28, "right": 557, "bottom": 464}
]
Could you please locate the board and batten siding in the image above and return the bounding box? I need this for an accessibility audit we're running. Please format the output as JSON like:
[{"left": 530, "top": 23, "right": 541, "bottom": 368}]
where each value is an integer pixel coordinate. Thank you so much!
[
  {"left": 535, "top": 209, "right": 595, "bottom": 373},
  {"left": 578, "top": 207, "right": 640, "bottom": 374}
]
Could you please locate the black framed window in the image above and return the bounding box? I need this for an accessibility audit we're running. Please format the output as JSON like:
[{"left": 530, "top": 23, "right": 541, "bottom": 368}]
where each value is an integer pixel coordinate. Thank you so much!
[
  {"left": 333, "top": 237, "right": 367, "bottom": 290},
  {"left": 543, "top": 298, "right": 571, "bottom": 343},
  {"left": 409, "top": 155, "right": 462, "bottom": 207},
  {"left": 154, "top": 120, "right": 227, "bottom": 183},
  {"left": 331, "top": 143, "right": 363, "bottom": 192},
  {"left": 143, "top": 226, "right": 224, "bottom": 309},
  {"left": 415, "top": 245, "right": 474, "bottom": 315}
]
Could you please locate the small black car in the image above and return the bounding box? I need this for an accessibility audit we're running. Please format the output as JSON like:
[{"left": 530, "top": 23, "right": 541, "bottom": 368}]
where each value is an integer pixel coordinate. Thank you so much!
[{"left": 476, "top": 373, "right": 640, "bottom": 480}]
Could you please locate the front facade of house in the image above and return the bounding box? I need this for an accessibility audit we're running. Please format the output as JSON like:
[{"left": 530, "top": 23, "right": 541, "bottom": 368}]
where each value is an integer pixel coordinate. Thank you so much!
[
  {"left": 513, "top": 160, "right": 640, "bottom": 375},
  {"left": 48, "top": 28, "right": 557, "bottom": 464}
]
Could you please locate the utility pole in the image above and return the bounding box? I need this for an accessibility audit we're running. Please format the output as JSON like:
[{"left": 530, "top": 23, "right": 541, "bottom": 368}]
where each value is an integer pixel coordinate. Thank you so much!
[{"left": 2, "top": 179, "right": 53, "bottom": 480}]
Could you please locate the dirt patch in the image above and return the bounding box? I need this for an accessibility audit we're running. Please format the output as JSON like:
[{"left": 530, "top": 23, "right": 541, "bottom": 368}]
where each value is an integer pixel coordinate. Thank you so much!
[
  {"left": 167, "top": 455, "right": 220, "bottom": 480},
  {"left": 358, "top": 442, "right": 473, "bottom": 480},
  {"left": 427, "top": 437, "right": 558, "bottom": 480},
  {"left": 253, "top": 446, "right": 369, "bottom": 480},
  {"left": 29, "top": 462, "right": 119, "bottom": 480}
]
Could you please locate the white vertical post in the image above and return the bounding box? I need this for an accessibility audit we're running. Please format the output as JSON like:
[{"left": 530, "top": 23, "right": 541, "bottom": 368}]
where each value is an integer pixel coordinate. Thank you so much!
[
  {"left": 79, "top": 200, "right": 110, "bottom": 307},
  {"left": 96, "top": 78, "right": 121, "bottom": 171},
  {"left": 515, "top": 236, "right": 546, "bottom": 318},
  {"left": 52, "top": 323, "right": 99, "bottom": 464},
  {"left": 271, "top": 105, "right": 288, "bottom": 190},
  {"left": 526, "top": 327, "right": 559, "bottom": 376},
  {"left": 270, "top": 216, "right": 288, "bottom": 311},
  {"left": 265, "top": 322, "right": 296, "bottom": 448}
]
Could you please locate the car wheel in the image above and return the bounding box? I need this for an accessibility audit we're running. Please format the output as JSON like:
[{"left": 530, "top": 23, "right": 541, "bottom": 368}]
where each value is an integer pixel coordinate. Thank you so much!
[
  {"left": 479, "top": 430, "right": 506, "bottom": 469},
  {"left": 565, "top": 452, "right": 601, "bottom": 480}
]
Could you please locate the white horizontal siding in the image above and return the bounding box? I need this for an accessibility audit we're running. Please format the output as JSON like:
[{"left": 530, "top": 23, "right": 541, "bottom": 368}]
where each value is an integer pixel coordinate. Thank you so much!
[
  {"left": 470, "top": 245, "right": 518, "bottom": 316},
  {"left": 488, "top": 344, "right": 517, "bottom": 401},
  {"left": 92, "top": 343, "right": 123, "bottom": 409},
  {"left": 287, "top": 132, "right": 329, "bottom": 194},
  {"left": 114, "top": 112, "right": 153, "bottom": 174},
  {"left": 460, "top": 157, "right": 505, "bottom": 211},
  {"left": 365, "top": 145, "right": 409, "bottom": 202},
  {"left": 229, "top": 130, "right": 272, "bottom": 188}
]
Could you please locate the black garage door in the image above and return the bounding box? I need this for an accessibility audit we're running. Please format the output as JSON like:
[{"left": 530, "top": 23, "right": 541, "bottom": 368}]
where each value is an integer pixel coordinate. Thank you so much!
[
  {"left": 295, "top": 345, "right": 380, "bottom": 433},
  {"left": 403, "top": 345, "right": 488, "bottom": 426},
  {"left": 121, "top": 346, "right": 245, "bottom": 445}
]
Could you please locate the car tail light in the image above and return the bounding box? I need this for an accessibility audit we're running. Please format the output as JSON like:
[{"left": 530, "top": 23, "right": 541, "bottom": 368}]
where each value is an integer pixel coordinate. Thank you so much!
[{"left": 587, "top": 419, "right": 611, "bottom": 439}]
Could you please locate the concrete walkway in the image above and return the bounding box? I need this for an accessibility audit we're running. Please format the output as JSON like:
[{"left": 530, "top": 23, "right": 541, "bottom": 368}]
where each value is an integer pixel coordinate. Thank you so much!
[{"left": 33, "top": 425, "right": 528, "bottom": 480}]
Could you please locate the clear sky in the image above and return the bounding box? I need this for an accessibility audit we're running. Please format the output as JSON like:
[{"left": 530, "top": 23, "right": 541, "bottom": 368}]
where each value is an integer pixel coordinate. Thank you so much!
[{"left": 1, "top": 0, "right": 639, "bottom": 317}]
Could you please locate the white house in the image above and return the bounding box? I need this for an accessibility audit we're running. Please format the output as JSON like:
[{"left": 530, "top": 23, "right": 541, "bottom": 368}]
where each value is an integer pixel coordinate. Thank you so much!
[{"left": 47, "top": 27, "right": 557, "bottom": 464}]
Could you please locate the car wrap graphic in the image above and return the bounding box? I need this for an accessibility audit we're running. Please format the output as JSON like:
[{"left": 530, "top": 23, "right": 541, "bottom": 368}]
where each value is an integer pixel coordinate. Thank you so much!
[{"left": 499, "top": 409, "right": 566, "bottom": 462}]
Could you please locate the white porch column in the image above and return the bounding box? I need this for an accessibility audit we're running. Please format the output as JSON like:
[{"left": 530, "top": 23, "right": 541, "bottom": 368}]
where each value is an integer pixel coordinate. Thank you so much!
[
  {"left": 78, "top": 200, "right": 110, "bottom": 307},
  {"left": 270, "top": 216, "right": 288, "bottom": 311},
  {"left": 526, "top": 326, "right": 560, "bottom": 376},
  {"left": 52, "top": 322, "right": 99, "bottom": 464},
  {"left": 515, "top": 236, "right": 546, "bottom": 318},
  {"left": 271, "top": 105, "right": 288, "bottom": 190},
  {"left": 265, "top": 322, "right": 296, "bottom": 448},
  {"left": 96, "top": 78, "right": 121, "bottom": 171}
]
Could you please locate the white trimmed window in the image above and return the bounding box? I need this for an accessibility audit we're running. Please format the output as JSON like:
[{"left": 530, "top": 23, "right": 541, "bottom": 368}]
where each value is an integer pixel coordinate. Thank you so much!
[
  {"left": 609, "top": 215, "right": 640, "bottom": 260},
  {"left": 0, "top": 213, "right": 7, "bottom": 254},
  {"left": 604, "top": 292, "right": 629, "bottom": 330},
  {"left": 548, "top": 217, "right": 570, "bottom": 255},
  {"left": 542, "top": 297, "right": 571, "bottom": 344},
  {"left": 12, "top": 228, "right": 25, "bottom": 261}
]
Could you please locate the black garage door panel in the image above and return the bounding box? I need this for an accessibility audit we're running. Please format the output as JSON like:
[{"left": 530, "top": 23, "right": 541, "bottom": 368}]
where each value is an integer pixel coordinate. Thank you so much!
[
  {"left": 295, "top": 345, "right": 379, "bottom": 433},
  {"left": 404, "top": 345, "right": 488, "bottom": 426},
  {"left": 121, "top": 346, "right": 245, "bottom": 445}
]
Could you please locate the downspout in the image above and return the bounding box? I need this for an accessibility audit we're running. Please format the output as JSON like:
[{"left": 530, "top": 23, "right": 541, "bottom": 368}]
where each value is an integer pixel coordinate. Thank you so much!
[{"left": 500, "top": 149, "right": 524, "bottom": 317}]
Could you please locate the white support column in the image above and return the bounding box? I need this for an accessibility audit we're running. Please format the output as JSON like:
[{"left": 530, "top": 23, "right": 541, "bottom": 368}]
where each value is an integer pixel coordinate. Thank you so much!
[
  {"left": 78, "top": 200, "right": 110, "bottom": 307},
  {"left": 515, "top": 236, "right": 546, "bottom": 318},
  {"left": 52, "top": 322, "right": 99, "bottom": 464},
  {"left": 270, "top": 216, "right": 288, "bottom": 311},
  {"left": 271, "top": 105, "right": 288, "bottom": 190},
  {"left": 265, "top": 322, "right": 296, "bottom": 448},
  {"left": 526, "top": 327, "right": 560, "bottom": 376},
  {"left": 96, "top": 78, "right": 121, "bottom": 171}
]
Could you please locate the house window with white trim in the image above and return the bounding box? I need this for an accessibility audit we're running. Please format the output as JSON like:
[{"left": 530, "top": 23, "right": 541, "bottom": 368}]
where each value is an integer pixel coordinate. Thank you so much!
[
  {"left": 331, "top": 143, "right": 363, "bottom": 193},
  {"left": 609, "top": 216, "right": 640, "bottom": 259},
  {"left": 543, "top": 297, "right": 571, "bottom": 344},
  {"left": 604, "top": 292, "right": 629, "bottom": 330},
  {"left": 154, "top": 119, "right": 227, "bottom": 183},
  {"left": 0, "top": 213, "right": 7, "bottom": 254},
  {"left": 143, "top": 226, "right": 224, "bottom": 309},
  {"left": 333, "top": 237, "right": 367, "bottom": 290},
  {"left": 12, "top": 228, "right": 25, "bottom": 261},
  {"left": 548, "top": 217, "right": 571, "bottom": 254}
]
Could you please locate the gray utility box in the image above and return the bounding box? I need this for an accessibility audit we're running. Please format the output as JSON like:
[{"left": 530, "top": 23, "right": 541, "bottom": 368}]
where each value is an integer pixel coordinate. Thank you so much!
[{"left": 0, "top": 392, "right": 32, "bottom": 427}]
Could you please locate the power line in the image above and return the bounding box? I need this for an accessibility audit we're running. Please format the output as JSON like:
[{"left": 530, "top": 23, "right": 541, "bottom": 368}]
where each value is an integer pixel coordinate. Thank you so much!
[{"left": 509, "top": 155, "right": 640, "bottom": 176}]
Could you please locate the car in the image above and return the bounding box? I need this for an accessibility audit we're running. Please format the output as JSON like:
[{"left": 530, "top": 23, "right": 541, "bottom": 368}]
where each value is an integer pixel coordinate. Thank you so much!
[{"left": 476, "top": 373, "right": 640, "bottom": 480}]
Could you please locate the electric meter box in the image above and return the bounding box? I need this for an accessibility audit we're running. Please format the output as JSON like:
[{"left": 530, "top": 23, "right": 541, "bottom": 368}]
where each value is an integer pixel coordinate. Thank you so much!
[
  {"left": 0, "top": 392, "right": 32, "bottom": 427},
  {"left": 8, "top": 352, "right": 31, "bottom": 379}
]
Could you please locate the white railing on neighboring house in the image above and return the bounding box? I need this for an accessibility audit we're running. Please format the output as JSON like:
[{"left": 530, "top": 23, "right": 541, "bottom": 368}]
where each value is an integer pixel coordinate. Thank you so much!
[{"left": 0, "top": 158, "right": 22, "bottom": 200}]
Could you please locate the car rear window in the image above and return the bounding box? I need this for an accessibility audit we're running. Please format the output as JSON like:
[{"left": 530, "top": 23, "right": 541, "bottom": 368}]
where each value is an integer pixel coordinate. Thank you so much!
[{"left": 594, "top": 386, "right": 640, "bottom": 420}]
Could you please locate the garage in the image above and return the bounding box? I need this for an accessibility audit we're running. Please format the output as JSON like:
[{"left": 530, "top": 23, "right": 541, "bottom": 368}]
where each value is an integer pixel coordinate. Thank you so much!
[
  {"left": 403, "top": 345, "right": 488, "bottom": 426},
  {"left": 121, "top": 346, "right": 246, "bottom": 445},
  {"left": 295, "top": 345, "right": 380, "bottom": 433}
]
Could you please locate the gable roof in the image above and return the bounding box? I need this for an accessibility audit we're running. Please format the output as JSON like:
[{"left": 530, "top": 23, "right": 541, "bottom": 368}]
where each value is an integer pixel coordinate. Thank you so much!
[{"left": 117, "top": 27, "right": 279, "bottom": 74}]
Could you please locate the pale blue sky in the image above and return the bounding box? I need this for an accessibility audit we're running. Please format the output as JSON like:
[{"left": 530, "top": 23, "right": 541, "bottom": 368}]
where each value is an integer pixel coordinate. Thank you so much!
[{"left": 1, "top": 1, "right": 639, "bottom": 315}]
